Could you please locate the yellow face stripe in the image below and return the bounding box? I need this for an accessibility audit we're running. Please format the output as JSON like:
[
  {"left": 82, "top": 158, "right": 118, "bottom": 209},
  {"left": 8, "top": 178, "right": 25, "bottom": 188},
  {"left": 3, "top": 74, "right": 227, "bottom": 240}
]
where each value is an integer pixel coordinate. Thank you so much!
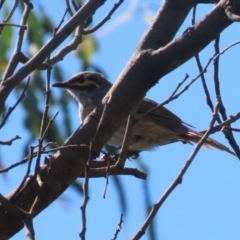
[{"left": 71, "top": 79, "right": 97, "bottom": 87}]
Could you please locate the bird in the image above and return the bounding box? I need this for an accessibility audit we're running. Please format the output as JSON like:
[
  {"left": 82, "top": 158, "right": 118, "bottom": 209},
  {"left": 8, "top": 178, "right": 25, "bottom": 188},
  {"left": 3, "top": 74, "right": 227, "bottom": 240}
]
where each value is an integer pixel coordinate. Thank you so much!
[{"left": 52, "top": 71, "right": 235, "bottom": 156}]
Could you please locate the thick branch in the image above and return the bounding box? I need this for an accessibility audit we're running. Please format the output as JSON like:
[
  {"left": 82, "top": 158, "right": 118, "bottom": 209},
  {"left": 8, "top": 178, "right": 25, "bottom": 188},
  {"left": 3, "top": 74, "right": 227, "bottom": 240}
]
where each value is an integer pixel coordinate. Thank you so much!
[{"left": 90, "top": 0, "right": 232, "bottom": 155}]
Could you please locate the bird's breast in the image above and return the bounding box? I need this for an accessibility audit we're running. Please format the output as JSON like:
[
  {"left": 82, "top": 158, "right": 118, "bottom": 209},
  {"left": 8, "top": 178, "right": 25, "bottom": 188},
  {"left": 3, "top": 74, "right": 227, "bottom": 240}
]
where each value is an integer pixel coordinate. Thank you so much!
[{"left": 108, "top": 119, "right": 181, "bottom": 151}]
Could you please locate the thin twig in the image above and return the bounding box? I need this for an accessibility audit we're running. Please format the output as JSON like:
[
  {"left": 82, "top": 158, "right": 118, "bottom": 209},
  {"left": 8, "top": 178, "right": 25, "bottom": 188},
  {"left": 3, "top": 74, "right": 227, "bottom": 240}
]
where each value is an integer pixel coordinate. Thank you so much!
[
  {"left": 132, "top": 101, "right": 221, "bottom": 240},
  {"left": 65, "top": 0, "right": 74, "bottom": 16},
  {"left": 208, "top": 113, "right": 240, "bottom": 134},
  {"left": 18, "top": 23, "right": 83, "bottom": 69},
  {"left": 194, "top": 54, "right": 217, "bottom": 114},
  {"left": 103, "top": 159, "right": 110, "bottom": 198},
  {"left": 0, "top": 143, "right": 88, "bottom": 174},
  {"left": 0, "top": 23, "right": 27, "bottom": 29},
  {"left": 192, "top": 6, "right": 218, "bottom": 121},
  {"left": 54, "top": 9, "right": 68, "bottom": 34},
  {"left": 34, "top": 65, "right": 55, "bottom": 175},
  {"left": 111, "top": 214, "right": 124, "bottom": 240},
  {"left": 46, "top": 24, "right": 83, "bottom": 67},
  {"left": 136, "top": 71, "right": 201, "bottom": 121},
  {"left": 1, "top": 1, "right": 32, "bottom": 81},
  {"left": 0, "top": 135, "right": 21, "bottom": 145},
  {"left": 71, "top": 0, "right": 79, "bottom": 11},
  {"left": 225, "top": 127, "right": 240, "bottom": 132},
  {"left": 0, "top": 78, "right": 30, "bottom": 129},
  {"left": 213, "top": 40, "right": 240, "bottom": 60},
  {"left": 79, "top": 167, "right": 147, "bottom": 179},
  {"left": 115, "top": 114, "right": 135, "bottom": 167},
  {"left": 83, "top": 0, "right": 124, "bottom": 34},
  {"left": 79, "top": 162, "right": 90, "bottom": 240},
  {"left": 192, "top": 5, "right": 215, "bottom": 115},
  {"left": 0, "top": 0, "right": 20, "bottom": 33},
  {"left": 79, "top": 93, "right": 111, "bottom": 239},
  {"left": 170, "top": 73, "right": 189, "bottom": 97},
  {"left": 191, "top": 4, "right": 196, "bottom": 26},
  {"left": 12, "top": 146, "right": 35, "bottom": 199},
  {"left": 213, "top": 36, "right": 240, "bottom": 157}
]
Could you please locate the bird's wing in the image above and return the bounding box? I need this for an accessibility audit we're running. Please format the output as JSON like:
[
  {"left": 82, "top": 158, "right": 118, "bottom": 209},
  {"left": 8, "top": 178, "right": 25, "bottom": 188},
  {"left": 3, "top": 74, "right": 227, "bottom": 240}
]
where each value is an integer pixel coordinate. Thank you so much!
[{"left": 138, "top": 98, "right": 193, "bottom": 127}]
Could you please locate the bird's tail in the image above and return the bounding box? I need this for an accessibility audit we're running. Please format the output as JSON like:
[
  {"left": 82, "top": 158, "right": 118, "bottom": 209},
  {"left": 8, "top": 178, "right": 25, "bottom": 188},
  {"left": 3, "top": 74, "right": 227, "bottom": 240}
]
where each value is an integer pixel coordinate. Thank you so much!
[{"left": 180, "top": 130, "right": 236, "bottom": 156}]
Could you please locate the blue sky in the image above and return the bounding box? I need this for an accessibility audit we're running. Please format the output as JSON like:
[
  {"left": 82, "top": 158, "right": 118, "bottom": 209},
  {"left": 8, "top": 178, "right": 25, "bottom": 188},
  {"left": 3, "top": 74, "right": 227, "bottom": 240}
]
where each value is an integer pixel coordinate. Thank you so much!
[{"left": 1, "top": 1, "right": 240, "bottom": 239}]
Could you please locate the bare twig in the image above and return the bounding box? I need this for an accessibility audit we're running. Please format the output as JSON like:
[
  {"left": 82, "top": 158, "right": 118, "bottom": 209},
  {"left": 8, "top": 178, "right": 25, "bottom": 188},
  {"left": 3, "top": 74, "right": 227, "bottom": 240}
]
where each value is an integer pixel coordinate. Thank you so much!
[
  {"left": 170, "top": 73, "right": 189, "bottom": 97},
  {"left": 0, "top": 23, "right": 27, "bottom": 29},
  {"left": 1, "top": 1, "right": 32, "bottom": 81},
  {"left": 79, "top": 92, "right": 112, "bottom": 239},
  {"left": 208, "top": 112, "right": 240, "bottom": 134},
  {"left": 54, "top": 9, "right": 68, "bottom": 34},
  {"left": 192, "top": 5, "right": 215, "bottom": 115},
  {"left": 47, "top": 24, "right": 83, "bottom": 66},
  {"left": 225, "top": 127, "right": 240, "bottom": 132},
  {"left": 0, "top": 135, "right": 21, "bottom": 145},
  {"left": 0, "top": 158, "right": 30, "bottom": 174},
  {"left": 17, "top": 23, "right": 83, "bottom": 70},
  {"left": 80, "top": 134, "right": 96, "bottom": 240},
  {"left": 65, "top": 0, "right": 74, "bottom": 16},
  {"left": 213, "top": 36, "right": 240, "bottom": 157},
  {"left": 0, "top": 0, "right": 20, "bottom": 33},
  {"left": 111, "top": 214, "right": 123, "bottom": 240},
  {"left": 192, "top": 6, "right": 218, "bottom": 120},
  {"left": 191, "top": 4, "right": 197, "bottom": 25},
  {"left": 12, "top": 146, "right": 35, "bottom": 199},
  {"left": 0, "top": 143, "right": 88, "bottom": 174},
  {"left": 34, "top": 65, "right": 55, "bottom": 175},
  {"left": 103, "top": 159, "right": 110, "bottom": 198},
  {"left": 34, "top": 120, "right": 58, "bottom": 172},
  {"left": 71, "top": 0, "right": 79, "bottom": 11},
  {"left": 213, "top": 40, "right": 240, "bottom": 60},
  {"left": 115, "top": 114, "right": 135, "bottom": 167},
  {"left": 83, "top": 0, "right": 124, "bottom": 34},
  {"left": 79, "top": 167, "right": 147, "bottom": 179},
  {"left": 132, "top": 101, "right": 221, "bottom": 240},
  {"left": 79, "top": 162, "right": 90, "bottom": 240},
  {"left": 0, "top": 78, "right": 30, "bottom": 129},
  {"left": 136, "top": 71, "right": 202, "bottom": 121},
  {"left": 194, "top": 54, "right": 217, "bottom": 112}
]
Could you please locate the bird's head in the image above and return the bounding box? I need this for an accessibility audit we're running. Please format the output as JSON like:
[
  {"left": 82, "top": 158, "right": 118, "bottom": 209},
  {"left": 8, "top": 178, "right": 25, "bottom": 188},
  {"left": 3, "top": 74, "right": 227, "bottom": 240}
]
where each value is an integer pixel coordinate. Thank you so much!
[{"left": 52, "top": 71, "right": 112, "bottom": 105}]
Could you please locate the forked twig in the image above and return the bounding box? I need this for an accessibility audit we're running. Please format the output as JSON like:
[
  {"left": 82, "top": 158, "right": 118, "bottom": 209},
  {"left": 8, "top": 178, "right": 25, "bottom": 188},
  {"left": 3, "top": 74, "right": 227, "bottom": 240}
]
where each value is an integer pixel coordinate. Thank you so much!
[{"left": 83, "top": 0, "right": 124, "bottom": 34}]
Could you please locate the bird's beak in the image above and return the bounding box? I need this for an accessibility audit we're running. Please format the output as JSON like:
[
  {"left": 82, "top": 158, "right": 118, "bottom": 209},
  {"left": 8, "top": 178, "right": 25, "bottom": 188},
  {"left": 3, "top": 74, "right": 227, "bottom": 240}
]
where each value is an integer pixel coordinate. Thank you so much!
[{"left": 52, "top": 82, "right": 70, "bottom": 88}]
